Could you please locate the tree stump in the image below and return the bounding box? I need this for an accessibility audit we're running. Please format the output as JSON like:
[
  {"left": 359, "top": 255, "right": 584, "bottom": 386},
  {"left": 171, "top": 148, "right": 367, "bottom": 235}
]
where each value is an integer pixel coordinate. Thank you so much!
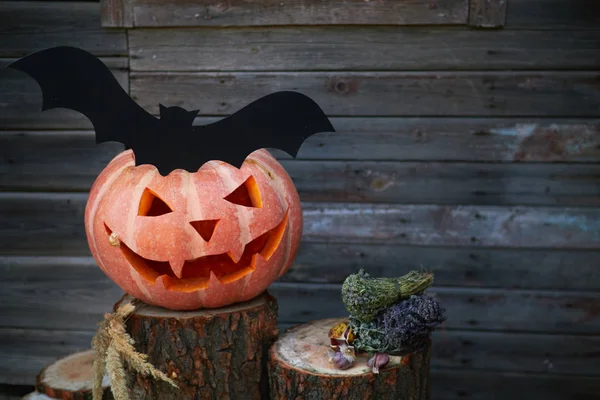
[
  {"left": 269, "top": 318, "right": 431, "bottom": 400},
  {"left": 25, "top": 349, "right": 112, "bottom": 400},
  {"left": 115, "top": 291, "right": 279, "bottom": 400}
]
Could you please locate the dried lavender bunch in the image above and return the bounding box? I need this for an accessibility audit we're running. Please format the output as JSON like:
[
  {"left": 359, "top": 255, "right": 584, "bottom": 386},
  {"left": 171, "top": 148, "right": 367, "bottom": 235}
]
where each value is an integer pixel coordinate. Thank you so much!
[
  {"left": 341, "top": 269, "right": 434, "bottom": 323},
  {"left": 377, "top": 294, "right": 446, "bottom": 351},
  {"left": 350, "top": 294, "right": 446, "bottom": 355}
]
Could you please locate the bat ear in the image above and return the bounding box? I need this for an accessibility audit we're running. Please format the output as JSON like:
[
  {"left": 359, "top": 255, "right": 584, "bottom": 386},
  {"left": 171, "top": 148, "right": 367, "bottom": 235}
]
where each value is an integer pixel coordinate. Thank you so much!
[{"left": 159, "top": 103, "right": 167, "bottom": 116}]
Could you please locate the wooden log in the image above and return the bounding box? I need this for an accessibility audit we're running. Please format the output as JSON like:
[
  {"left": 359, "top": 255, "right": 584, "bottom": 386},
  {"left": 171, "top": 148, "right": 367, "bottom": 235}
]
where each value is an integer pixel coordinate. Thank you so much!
[
  {"left": 269, "top": 317, "right": 431, "bottom": 399},
  {"left": 23, "top": 393, "right": 54, "bottom": 400},
  {"left": 33, "top": 349, "right": 112, "bottom": 400},
  {"left": 115, "top": 292, "right": 278, "bottom": 400}
]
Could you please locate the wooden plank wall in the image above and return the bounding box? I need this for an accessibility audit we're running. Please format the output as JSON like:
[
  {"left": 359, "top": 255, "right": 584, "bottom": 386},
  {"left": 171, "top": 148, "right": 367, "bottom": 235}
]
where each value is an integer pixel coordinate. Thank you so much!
[{"left": 1, "top": 0, "right": 600, "bottom": 399}]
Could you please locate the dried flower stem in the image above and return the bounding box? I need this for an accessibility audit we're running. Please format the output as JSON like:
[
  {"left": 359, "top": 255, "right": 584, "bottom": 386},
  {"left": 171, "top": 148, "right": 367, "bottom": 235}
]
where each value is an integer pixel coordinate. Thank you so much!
[{"left": 91, "top": 299, "right": 179, "bottom": 400}]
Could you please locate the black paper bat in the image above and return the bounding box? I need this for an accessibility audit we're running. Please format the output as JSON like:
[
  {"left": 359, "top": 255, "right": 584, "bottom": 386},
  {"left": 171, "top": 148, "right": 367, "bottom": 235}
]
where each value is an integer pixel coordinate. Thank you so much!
[{"left": 7, "top": 46, "right": 335, "bottom": 175}]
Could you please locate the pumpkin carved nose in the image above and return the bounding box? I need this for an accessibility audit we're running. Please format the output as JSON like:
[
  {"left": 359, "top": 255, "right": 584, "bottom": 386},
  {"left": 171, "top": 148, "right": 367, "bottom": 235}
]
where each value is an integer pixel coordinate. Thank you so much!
[{"left": 190, "top": 219, "right": 220, "bottom": 242}]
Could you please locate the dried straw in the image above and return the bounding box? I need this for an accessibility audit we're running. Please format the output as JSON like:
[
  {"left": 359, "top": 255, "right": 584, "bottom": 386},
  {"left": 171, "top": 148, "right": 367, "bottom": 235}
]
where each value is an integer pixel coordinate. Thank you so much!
[{"left": 91, "top": 299, "right": 179, "bottom": 400}]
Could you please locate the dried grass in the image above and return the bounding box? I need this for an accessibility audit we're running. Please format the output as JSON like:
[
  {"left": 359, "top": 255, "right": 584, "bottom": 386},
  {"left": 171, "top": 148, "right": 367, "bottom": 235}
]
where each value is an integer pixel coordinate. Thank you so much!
[{"left": 91, "top": 298, "right": 179, "bottom": 400}]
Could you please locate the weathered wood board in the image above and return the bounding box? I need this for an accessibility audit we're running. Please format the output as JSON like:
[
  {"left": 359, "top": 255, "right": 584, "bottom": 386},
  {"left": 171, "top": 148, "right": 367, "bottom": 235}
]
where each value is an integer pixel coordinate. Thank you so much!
[
  {"left": 0, "top": 328, "right": 93, "bottom": 386},
  {"left": 281, "top": 160, "right": 600, "bottom": 206},
  {"left": 0, "top": 2, "right": 127, "bottom": 57},
  {"left": 0, "top": 59, "right": 129, "bottom": 130},
  {"left": 273, "top": 283, "right": 600, "bottom": 334},
  {"left": 130, "top": 71, "right": 600, "bottom": 117},
  {"left": 4, "top": 239, "right": 600, "bottom": 293},
  {"left": 505, "top": 0, "right": 600, "bottom": 29},
  {"left": 2, "top": 131, "right": 599, "bottom": 205},
  {"left": 3, "top": 119, "right": 599, "bottom": 166},
  {"left": 431, "top": 369, "right": 600, "bottom": 400},
  {"left": 3, "top": 0, "right": 600, "bottom": 398},
  {"left": 128, "top": 28, "right": 600, "bottom": 71},
  {"left": 468, "top": 0, "right": 507, "bottom": 27},
  {"left": 3, "top": 326, "right": 599, "bottom": 399},
  {"left": 101, "top": 0, "right": 469, "bottom": 28},
  {"left": 1, "top": 194, "right": 599, "bottom": 255},
  {"left": 1, "top": 321, "right": 600, "bottom": 384},
  {"left": 2, "top": 258, "right": 600, "bottom": 334},
  {"left": 285, "top": 244, "right": 600, "bottom": 291}
]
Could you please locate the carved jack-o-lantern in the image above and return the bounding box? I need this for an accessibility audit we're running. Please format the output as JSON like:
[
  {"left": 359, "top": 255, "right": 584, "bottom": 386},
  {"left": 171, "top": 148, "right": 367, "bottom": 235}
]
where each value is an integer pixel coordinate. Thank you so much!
[
  {"left": 84, "top": 149, "right": 303, "bottom": 310},
  {"left": 7, "top": 46, "right": 334, "bottom": 311}
]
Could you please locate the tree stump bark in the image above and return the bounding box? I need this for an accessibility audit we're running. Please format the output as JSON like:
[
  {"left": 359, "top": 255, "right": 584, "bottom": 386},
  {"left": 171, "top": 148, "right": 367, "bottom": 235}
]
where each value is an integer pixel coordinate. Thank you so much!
[
  {"left": 269, "top": 317, "right": 431, "bottom": 400},
  {"left": 115, "top": 291, "right": 279, "bottom": 400},
  {"left": 27, "top": 349, "right": 112, "bottom": 400}
]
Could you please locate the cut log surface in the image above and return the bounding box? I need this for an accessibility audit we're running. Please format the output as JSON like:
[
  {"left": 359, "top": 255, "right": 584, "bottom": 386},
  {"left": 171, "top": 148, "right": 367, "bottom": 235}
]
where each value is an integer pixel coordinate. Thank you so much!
[
  {"left": 34, "top": 349, "right": 111, "bottom": 400},
  {"left": 115, "top": 291, "right": 279, "bottom": 400},
  {"left": 269, "top": 318, "right": 431, "bottom": 400},
  {"left": 22, "top": 393, "right": 55, "bottom": 400}
]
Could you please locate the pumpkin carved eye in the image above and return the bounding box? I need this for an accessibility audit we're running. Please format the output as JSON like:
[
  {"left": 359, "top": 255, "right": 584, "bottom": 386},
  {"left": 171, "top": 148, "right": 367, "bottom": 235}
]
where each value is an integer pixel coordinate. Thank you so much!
[
  {"left": 224, "top": 176, "right": 262, "bottom": 208},
  {"left": 138, "top": 188, "right": 173, "bottom": 216}
]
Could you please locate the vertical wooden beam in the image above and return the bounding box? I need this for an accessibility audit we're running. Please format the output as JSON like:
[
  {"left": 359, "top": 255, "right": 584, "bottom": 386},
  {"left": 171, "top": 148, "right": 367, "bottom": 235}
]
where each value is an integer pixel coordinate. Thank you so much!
[
  {"left": 100, "top": 0, "right": 133, "bottom": 28},
  {"left": 469, "top": 0, "right": 507, "bottom": 28}
]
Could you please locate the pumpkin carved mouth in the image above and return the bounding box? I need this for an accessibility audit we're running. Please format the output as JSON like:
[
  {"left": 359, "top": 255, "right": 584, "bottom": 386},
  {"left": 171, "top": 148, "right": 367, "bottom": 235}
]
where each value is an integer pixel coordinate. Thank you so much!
[{"left": 103, "top": 210, "right": 288, "bottom": 293}]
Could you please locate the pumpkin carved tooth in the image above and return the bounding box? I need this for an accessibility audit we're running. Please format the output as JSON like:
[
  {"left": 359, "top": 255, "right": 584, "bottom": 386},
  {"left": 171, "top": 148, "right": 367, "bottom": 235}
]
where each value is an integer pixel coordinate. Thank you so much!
[{"left": 104, "top": 210, "right": 287, "bottom": 290}]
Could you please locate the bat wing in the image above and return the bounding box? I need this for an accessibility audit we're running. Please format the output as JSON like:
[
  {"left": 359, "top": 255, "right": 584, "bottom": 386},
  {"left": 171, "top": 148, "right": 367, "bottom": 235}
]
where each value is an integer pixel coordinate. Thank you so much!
[
  {"left": 191, "top": 91, "right": 335, "bottom": 169},
  {"left": 7, "top": 46, "right": 157, "bottom": 149}
]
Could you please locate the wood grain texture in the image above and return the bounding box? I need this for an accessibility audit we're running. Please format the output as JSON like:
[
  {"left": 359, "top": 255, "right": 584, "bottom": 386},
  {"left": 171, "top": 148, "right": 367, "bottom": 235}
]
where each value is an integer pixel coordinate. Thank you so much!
[
  {"left": 287, "top": 244, "right": 600, "bottom": 291},
  {"left": 119, "top": 293, "right": 278, "bottom": 399},
  {"left": 281, "top": 160, "right": 600, "bottom": 206},
  {"left": 1, "top": 325, "right": 600, "bottom": 384},
  {"left": 1, "top": 194, "right": 599, "bottom": 255},
  {"left": 506, "top": 0, "right": 600, "bottom": 29},
  {"left": 128, "top": 0, "right": 468, "bottom": 27},
  {"left": 4, "top": 236, "right": 600, "bottom": 293},
  {"left": 2, "top": 257, "right": 600, "bottom": 334},
  {"left": 128, "top": 28, "right": 600, "bottom": 72},
  {"left": 269, "top": 283, "right": 600, "bottom": 334},
  {"left": 100, "top": 0, "right": 133, "bottom": 28},
  {"left": 3, "top": 131, "right": 599, "bottom": 206},
  {"left": 269, "top": 318, "right": 431, "bottom": 400},
  {"left": 2, "top": 330, "right": 600, "bottom": 398},
  {"left": 469, "top": 0, "right": 507, "bottom": 27},
  {"left": 0, "top": 59, "right": 129, "bottom": 130},
  {"left": 299, "top": 203, "right": 600, "bottom": 248},
  {"left": 2, "top": 120, "right": 599, "bottom": 188},
  {"left": 0, "top": 1, "right": 127, "bottom": 57},
  {"left": 271, "top": 118, "right": 600, "bottom": 163},
  {"left": 431, "top": 369, "right": 600, "bottom": 400},
  {"left": 130, "top": 71, "right": 600, "bottom": 117},
  {"left": 0, "top": 328, "right": 93, "bottom": 386}
]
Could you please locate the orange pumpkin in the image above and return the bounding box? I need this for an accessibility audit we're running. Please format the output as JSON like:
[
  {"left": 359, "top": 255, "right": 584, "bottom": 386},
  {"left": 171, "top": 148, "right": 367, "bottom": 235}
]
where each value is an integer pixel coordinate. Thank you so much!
[{"left": 84, "top": 148, "right": 302, "bottom": 310}]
